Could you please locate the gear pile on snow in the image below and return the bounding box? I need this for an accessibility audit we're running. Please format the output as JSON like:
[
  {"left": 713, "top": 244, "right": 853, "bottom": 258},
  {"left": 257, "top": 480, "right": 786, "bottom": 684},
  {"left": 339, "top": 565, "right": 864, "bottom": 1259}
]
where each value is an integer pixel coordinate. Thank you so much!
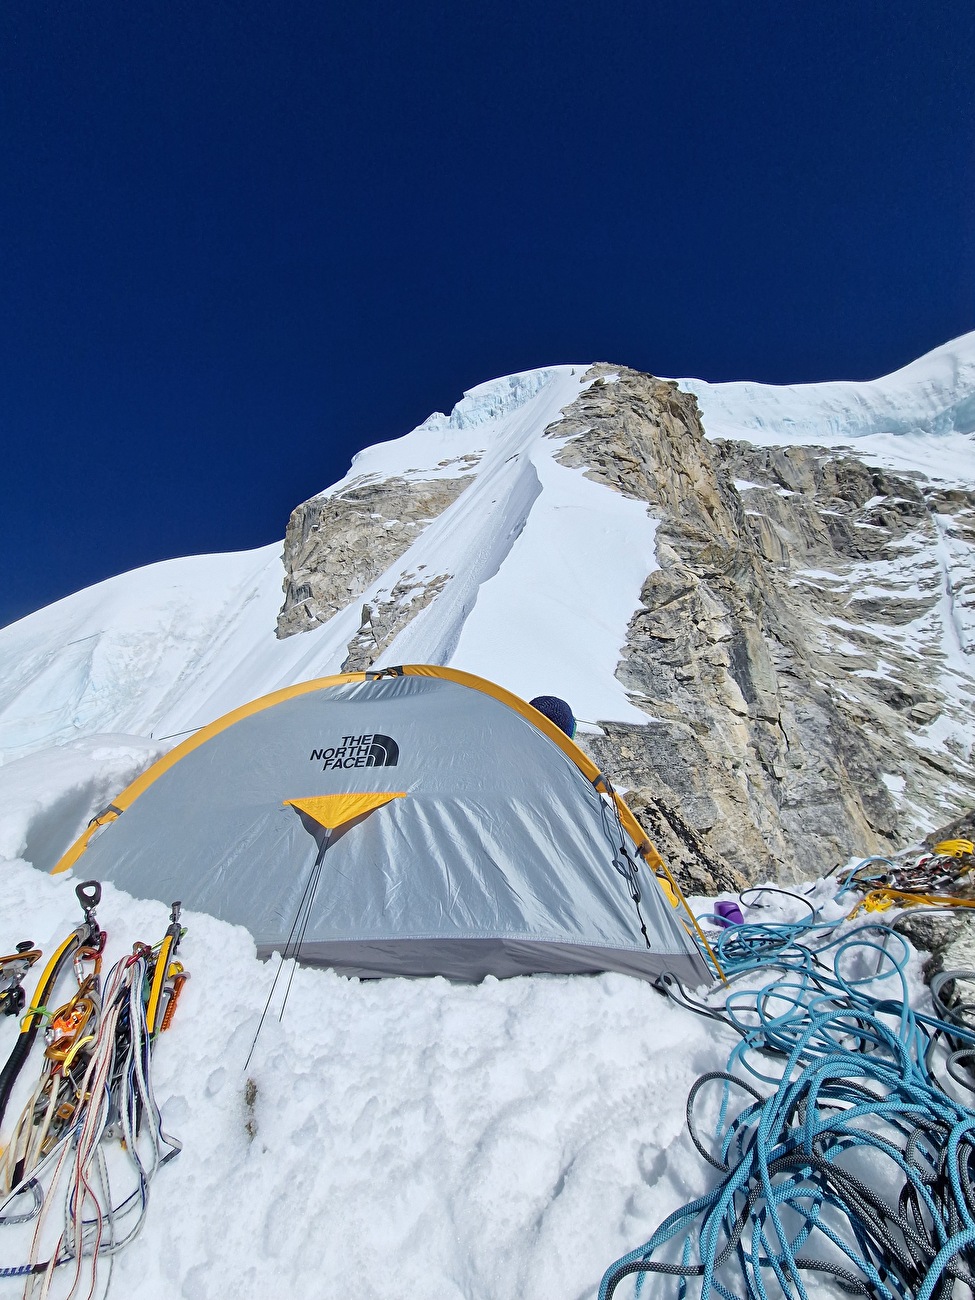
[{"left": 0, "top": 882, "right": 187, "bottom": 1295}]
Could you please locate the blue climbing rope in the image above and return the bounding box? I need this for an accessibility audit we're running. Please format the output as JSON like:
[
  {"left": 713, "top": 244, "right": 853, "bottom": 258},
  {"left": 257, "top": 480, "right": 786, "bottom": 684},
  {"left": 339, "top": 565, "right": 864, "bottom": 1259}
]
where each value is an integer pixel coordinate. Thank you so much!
[{"left": 599, "top": 911, "right": 975, "bottom": 1300}]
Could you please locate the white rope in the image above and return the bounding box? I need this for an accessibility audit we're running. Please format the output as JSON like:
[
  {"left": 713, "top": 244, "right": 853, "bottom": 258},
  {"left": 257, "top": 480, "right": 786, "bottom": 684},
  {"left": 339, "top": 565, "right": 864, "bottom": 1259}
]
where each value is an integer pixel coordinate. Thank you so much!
[{"left": 17, "top": 951, "right": 181, "bottom": 1300}]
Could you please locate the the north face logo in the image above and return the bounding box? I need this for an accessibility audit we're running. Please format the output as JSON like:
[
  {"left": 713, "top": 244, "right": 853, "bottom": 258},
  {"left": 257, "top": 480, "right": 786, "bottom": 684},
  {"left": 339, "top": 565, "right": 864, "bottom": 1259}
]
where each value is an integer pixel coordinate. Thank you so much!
[{"left": 309, "top": 734, "right": 399, "bottom": 770}]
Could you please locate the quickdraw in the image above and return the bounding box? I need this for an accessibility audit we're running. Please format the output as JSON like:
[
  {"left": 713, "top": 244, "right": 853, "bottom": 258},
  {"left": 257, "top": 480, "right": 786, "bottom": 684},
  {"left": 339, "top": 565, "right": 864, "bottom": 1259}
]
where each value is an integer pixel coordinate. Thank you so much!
[{"left": 839, "top": 840, "right": 975, "bottom": 899}]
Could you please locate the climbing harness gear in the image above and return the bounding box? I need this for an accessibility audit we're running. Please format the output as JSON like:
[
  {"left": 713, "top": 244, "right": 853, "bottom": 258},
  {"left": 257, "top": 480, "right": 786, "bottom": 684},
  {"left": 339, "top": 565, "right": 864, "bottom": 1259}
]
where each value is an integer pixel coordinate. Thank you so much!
[
  {"left": 0, "top": 945, "right": 41, "bottom": 1020},
  {"left": 0, "top": 892, "right": 188, "bottom": 1296},
  {"left": 0, "top": 882, "right": 103, "bottom": 1138},
  {"left": 826, "top": 843, "right": 975, "bottom": 922},
  {"left": 1, "top": 943, "right": 104, "bottom": 1196},
  {"left": 839, "top": 841, "right": 975, "bottom": 900}
]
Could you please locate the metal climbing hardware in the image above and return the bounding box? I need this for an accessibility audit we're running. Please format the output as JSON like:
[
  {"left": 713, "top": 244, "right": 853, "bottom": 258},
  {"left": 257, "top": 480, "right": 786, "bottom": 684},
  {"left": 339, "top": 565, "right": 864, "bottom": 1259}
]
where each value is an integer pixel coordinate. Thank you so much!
[
  {"left": 159, "top": 962, "right": 189, "bottom": 1031},
  {"left": 0, "top": 893, "right": 189, "bottom": 1292},
  {"left": 147, "top": 900, "right": 186, "bottom": 1035},
  {"left": 0, "top": 943, "right": 41, "bottom": 1018},
  {"left": 839, "top": 843, "right": 975, "bottom": 899},
  {"left": 0, "top": 880, "right": 103, "bottom": 1139},
  {"left": 74, "top": 879, "right": 103, "bottom": 927},
  {"left": 43, "top": 966, "right": 100, "bottom": 1063}
]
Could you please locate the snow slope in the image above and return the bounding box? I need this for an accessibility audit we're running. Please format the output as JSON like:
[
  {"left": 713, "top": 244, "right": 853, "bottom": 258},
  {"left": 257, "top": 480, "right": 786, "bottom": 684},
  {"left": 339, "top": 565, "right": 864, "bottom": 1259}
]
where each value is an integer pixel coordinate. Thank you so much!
[
  {"left": 0, "top": 366, "right": 656, "bottom": 767},
  {"left": 0, "top": 858, "right": 888, "bottom": 1300},
  {"left": 1, "top": 337, "right": 974, "bottom": 1299},
  {"left": 679, "top": 330, "right": 975, "bottom": 452}
]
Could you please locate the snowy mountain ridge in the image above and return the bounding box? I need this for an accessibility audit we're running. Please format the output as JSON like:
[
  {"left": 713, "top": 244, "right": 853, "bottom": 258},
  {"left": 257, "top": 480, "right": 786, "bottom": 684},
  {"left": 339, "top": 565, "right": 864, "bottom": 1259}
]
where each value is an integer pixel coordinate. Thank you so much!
[
  {"left": 1, "top": 334, "right": 975, "bottom": 1300},
  {"left": 681, "top": 329, "right": 975, "bottom": 444},
  {"left": 413, "top": 365, "right": 566, "bottom": 434},
  {"left": 1, "top": 334, "right": 974, "bottom": 880}
]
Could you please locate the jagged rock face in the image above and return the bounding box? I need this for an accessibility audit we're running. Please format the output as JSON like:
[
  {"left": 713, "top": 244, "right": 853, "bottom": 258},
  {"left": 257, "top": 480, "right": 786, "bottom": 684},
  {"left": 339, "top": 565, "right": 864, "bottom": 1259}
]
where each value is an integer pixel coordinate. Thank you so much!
[
  {"left": 277, "top": 472, "right": 473, "bottom": 637},
  {"left": 561, "top": 366, "right": 975, "bottom": 883},
  {"left": 276, "top": 363, "right": 975, "bottom": 885}
]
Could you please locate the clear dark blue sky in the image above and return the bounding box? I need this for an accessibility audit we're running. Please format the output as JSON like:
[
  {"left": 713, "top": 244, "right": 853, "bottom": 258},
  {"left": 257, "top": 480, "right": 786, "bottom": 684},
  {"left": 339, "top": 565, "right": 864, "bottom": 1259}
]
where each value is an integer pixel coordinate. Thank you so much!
[{"left": 2, "top": 0, "right": 973, "bottom": 628}]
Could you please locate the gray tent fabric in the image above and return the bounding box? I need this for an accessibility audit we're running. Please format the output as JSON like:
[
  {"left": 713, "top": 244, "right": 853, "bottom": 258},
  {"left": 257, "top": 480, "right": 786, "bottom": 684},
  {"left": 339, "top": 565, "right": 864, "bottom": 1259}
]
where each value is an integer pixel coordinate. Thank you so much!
[{"left": 69, "top": 670, "right": 711, "bottom": 984}]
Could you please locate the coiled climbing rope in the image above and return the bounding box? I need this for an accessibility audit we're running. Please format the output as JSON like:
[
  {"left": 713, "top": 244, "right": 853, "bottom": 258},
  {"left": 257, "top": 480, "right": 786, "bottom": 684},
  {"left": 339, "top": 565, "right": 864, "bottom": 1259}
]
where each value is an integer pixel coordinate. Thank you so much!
[{"left": 600, "top": 895, "right": 975, "bottom": 1300}]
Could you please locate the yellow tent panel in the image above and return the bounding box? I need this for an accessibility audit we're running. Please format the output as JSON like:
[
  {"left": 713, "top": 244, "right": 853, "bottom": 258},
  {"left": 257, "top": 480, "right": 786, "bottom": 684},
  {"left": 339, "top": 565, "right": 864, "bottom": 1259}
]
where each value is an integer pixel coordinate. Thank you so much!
[{"left": 284, "top": 791, "right": 406, "bottom": 830}]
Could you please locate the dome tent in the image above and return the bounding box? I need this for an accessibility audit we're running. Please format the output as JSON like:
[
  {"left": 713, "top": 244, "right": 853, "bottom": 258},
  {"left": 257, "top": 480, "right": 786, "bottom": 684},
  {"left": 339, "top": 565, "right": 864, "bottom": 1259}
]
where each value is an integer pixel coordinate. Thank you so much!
[{"left": 54, "top": 666, "right": 712, "bottom": 985}]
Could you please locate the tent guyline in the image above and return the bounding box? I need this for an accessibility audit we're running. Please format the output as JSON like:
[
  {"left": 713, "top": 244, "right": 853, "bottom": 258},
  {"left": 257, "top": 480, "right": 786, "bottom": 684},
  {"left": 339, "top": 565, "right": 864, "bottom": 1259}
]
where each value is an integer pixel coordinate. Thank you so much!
[
  {"left": 52, "top": 665, "right": 714, "bottom": 987},
  {"left": 242, "top": 828, "right": 332, "bottom": 1073},
  {"left": 244, "top": 792, "right": 407, "bottom": 1068}
]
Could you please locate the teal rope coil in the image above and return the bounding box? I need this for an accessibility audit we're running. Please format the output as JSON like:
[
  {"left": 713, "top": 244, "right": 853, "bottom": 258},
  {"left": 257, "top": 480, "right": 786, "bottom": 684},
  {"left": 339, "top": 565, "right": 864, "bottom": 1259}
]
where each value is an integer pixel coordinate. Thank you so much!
[{"left": 599, "top": 917, "right": 975, "bottom": 1300}]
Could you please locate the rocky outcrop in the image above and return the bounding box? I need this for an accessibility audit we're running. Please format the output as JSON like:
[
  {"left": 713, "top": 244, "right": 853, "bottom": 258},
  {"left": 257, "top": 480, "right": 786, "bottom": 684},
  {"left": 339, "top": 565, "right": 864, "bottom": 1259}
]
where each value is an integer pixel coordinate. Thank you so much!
[
  {"left": 923, "top": 809, "right": 975, "bottom": 850},
  {"left": 623, "top": 789, "right": 750, "bottom": 897},
  {"left": 276, "top": 362, "right": 975, "bottom": 885},
  {"left": 277, "top": 472, "right": 474, "bottom": 637},
  {"left": 340, "top": 572, "right": 451, "bottom": 672},
  {"left": 559, "top": 366, "right": 975, "bottom": 883}
]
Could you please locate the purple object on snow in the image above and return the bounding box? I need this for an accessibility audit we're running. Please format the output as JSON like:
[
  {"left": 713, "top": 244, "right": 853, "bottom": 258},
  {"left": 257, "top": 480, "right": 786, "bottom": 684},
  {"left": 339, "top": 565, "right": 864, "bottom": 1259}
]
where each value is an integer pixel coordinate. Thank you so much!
[{"left": 714, "top": 900, "right": 744, "bottom": 927}]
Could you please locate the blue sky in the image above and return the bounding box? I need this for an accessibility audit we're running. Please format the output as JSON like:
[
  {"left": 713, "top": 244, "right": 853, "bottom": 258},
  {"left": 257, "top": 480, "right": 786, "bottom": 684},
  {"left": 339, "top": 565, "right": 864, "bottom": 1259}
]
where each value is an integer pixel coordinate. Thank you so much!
[{"left": 1, "top": 0, "right": 972, "bottom": 627}]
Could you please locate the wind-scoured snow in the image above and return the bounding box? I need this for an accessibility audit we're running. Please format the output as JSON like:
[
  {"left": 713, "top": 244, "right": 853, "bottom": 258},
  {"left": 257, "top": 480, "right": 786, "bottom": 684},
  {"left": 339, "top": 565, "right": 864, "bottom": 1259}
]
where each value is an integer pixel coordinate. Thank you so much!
[
  {"left": 677, "top": 332, "right": 975, "bottom": 521},
  {"left": 445, "top": 452, "right": 658, "bottom": 717},
  {"left": 361, "top": 366, "right": 658, "bottom": 720},
  {"left": 0, "top": 546, "right": 286, "bottom": 757}
]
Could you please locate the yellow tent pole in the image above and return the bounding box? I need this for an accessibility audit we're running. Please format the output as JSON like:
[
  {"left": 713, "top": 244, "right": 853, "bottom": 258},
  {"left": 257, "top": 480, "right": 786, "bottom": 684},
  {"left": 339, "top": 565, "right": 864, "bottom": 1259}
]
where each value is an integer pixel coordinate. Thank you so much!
[{"left": 644, "top": 852, "right": 726, "bottom": 983}]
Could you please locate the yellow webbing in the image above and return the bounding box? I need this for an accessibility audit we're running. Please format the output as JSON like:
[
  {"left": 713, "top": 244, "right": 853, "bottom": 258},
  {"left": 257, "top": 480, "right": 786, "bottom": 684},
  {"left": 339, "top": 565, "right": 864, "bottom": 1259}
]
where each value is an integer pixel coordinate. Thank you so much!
[
  {"left": 934, "top": 839, "right": 975, "bottom": 859},
  {"left": 848, "top": 888, "right": 975, "bottom": 918}
]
